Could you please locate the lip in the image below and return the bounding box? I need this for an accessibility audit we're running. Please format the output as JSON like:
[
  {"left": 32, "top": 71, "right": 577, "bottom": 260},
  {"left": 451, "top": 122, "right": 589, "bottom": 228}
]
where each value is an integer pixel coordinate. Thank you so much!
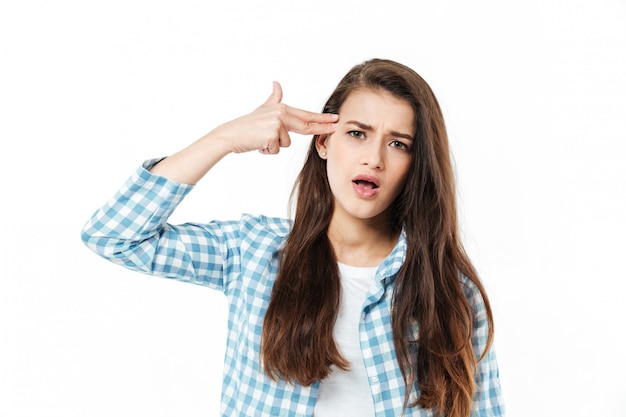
[{"left": 352, "top": 174, "right": 380, "bottom": 198}]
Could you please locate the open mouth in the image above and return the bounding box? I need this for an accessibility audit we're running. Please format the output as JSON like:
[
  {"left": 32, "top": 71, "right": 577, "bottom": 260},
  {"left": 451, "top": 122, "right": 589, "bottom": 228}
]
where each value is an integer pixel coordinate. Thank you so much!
[{"left": 353, "top": 179, "right": 379, "bottom": 190}]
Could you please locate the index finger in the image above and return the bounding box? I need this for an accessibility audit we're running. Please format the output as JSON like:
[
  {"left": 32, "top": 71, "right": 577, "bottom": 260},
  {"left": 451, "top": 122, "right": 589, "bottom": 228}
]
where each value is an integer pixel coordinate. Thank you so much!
[
  {"left": 285, "top": 105, "right": 339, "bottom": 124},
  {"left": 282, "top": 112, "right": 338, "bottom": 136},
  {"left": 281, "top": 106, "right": 338, "bottom": 135}
]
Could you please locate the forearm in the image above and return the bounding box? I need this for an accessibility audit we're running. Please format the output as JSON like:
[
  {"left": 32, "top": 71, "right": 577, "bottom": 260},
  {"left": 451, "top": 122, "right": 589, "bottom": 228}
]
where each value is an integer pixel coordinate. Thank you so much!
[{"left": 149, "top": 130, "right": 232, "bottom": 185}]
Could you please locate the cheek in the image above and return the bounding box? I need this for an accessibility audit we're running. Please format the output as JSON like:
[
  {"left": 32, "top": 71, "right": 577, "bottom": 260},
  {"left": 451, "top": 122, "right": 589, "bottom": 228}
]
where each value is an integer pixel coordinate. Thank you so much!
[{"left": 390, "top": 163, "right": 412, "bottom": 194}]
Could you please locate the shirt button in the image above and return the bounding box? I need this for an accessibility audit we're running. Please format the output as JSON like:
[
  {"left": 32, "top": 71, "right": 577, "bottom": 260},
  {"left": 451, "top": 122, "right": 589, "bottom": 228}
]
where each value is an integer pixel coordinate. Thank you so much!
[{"left": 370, "top": 376, "right": 379, "bottom": 383}]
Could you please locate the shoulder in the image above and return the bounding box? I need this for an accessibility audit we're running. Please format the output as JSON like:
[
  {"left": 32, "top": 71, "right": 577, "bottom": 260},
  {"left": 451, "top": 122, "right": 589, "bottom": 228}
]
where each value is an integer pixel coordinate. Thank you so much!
[
  {"left": 236, "top": 214, "right": 292, "bottom": 247},
  {"left": 240, "top": 214, "right": 291, "bottom": 235},
  {"left": 185, "top": 215, "right": 291, "bottom": 250}
]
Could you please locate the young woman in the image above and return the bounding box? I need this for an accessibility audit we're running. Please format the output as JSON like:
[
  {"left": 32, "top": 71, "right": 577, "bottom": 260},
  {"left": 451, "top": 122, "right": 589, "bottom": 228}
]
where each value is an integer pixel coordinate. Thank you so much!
[{"left": 82, "top": 59, "right": 505, "bottom": 417}]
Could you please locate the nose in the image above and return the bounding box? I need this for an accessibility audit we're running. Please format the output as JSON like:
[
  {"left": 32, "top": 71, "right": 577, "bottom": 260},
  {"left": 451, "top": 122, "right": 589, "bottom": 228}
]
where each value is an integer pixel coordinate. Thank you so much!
[{"left": 360, "top": 140, "right": 384, "bottom": 169}]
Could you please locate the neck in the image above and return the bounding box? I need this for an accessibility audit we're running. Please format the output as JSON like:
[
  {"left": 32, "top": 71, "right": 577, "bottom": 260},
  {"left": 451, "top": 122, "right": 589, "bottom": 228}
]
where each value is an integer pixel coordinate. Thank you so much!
[{"left": 327, "top": 214, "right": 399, "bottom": 268}]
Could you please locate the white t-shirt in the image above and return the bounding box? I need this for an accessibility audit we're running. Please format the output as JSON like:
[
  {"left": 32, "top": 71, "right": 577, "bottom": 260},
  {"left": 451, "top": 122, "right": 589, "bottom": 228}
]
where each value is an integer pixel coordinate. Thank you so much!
[{"left": 314, "top": 262, "right": 378, "bottom": 417}]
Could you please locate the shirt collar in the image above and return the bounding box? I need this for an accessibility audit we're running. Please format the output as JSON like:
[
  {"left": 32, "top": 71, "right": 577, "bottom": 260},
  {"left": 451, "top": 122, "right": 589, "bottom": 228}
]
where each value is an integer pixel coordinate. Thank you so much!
[{"left": 376, "top": 228, "right": 407, "bottom": 283}]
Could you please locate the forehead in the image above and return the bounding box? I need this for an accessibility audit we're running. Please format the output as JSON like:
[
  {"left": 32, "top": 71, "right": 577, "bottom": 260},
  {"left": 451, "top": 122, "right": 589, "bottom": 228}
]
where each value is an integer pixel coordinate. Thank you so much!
[{"left": 340, "top": 88, "right": 415, "bottom": 133}]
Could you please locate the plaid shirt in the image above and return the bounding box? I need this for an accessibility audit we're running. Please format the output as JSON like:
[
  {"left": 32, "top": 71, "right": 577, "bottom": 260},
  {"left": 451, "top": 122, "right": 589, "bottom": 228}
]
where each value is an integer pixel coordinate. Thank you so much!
[{"left": 81, "top": 160, "right": 505, "bottom": 417}]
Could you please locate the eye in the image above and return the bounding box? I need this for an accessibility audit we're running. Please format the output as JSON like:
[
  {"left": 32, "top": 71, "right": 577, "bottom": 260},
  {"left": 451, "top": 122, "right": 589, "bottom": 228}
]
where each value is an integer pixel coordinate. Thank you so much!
[
  {"left": 389, "top": 140, "right": 409, "bottom": 151},
  {"left": 348, "top": 130, "right": 366, "bottom": 139}
]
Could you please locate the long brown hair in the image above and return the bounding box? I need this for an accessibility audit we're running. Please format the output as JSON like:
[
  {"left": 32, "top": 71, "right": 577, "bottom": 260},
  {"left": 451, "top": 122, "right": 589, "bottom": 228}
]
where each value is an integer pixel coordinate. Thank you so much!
[{"left": 261, "top": 59, "right": 494, "bottom": 417}]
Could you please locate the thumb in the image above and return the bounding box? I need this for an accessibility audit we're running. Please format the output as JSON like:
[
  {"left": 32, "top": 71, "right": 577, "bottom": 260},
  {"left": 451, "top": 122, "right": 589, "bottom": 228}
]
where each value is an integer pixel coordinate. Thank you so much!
[{"left": 263, "top": 81, "right": 283, "bottom": 105}]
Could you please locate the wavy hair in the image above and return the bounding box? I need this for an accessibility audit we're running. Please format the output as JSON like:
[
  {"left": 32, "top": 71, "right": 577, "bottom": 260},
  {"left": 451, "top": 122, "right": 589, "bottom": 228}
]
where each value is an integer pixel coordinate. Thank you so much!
[{"left": 261, "top": 58, "right": 494, "bottom": 417}]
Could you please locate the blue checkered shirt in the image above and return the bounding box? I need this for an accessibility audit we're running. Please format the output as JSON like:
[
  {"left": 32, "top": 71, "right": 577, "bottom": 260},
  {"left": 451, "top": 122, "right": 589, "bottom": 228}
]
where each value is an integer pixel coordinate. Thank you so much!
[{"left": 81, "top": 159, "right": 505, "bottom": 417}]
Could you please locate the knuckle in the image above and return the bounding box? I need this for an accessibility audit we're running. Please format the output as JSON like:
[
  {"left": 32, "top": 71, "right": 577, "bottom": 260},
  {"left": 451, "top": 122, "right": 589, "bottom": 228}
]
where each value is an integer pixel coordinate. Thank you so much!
[
  {"left": 268, "top": 118, "right": 282, "bottom": 131},
  {"left": 273, "top": 104, "right": 288, "bottom": 118}
]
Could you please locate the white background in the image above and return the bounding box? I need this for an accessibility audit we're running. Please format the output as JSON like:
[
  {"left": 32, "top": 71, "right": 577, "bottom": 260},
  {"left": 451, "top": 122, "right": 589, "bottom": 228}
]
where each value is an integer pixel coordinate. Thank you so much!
[{"left": 1, "top": 1, "right": 625, "bottom": 416}]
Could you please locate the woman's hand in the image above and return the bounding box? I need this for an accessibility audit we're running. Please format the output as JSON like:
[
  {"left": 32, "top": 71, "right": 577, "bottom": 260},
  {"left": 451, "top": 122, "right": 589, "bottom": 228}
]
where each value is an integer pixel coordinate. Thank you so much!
[
  {"left": 212, "top": 81, "right": 338, "bottom": 155},
  {"left": 149, "top": 82, "right": 337, "bottom": 184}
]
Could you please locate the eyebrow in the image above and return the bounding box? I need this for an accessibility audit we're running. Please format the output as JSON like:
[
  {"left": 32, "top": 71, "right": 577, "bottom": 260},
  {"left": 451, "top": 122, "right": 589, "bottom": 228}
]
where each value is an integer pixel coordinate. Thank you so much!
[{"left": 345, "top": 120, "right": 414, "bottom": 141}]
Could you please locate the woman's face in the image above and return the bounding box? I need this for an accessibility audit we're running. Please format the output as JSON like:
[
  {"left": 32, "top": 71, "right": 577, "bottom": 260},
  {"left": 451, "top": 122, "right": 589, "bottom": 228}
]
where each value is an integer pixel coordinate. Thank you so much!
[{"left": 317, "top": 88, "right": 415, "bottom": 227}]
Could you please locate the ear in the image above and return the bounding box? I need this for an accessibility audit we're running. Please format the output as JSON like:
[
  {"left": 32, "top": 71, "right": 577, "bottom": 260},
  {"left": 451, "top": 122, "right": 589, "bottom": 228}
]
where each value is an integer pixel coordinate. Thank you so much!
[{"left": 316, "top": 134, "right": 329, "bottom": 159}]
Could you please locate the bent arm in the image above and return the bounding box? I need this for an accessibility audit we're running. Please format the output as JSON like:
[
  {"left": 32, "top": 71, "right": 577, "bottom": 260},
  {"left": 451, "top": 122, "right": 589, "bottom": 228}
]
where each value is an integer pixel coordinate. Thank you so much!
[{"left": 81, "top": 82, "right": 336, "bottom": 286}]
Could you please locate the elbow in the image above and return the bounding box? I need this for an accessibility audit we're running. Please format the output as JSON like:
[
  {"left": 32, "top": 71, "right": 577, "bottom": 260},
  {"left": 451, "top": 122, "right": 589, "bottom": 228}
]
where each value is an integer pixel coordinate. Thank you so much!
[
  {"left": 80, "top": 224, "right": 110, "bottom": 257},
  {"left": 80, "top": 225, "right": 157, "bottom": 274},
  {"left": 80, "top": 225, "right": 134, "bottom": 261}
]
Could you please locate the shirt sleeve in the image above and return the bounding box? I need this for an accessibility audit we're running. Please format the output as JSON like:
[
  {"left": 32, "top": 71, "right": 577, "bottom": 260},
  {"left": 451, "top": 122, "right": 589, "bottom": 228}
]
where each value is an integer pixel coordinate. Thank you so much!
[
  {"left": 464, "top": 278, "right": 507, "bottom": 417},
  {"left": 80, "top": 159, "right": 240, "bottom": 291}
]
